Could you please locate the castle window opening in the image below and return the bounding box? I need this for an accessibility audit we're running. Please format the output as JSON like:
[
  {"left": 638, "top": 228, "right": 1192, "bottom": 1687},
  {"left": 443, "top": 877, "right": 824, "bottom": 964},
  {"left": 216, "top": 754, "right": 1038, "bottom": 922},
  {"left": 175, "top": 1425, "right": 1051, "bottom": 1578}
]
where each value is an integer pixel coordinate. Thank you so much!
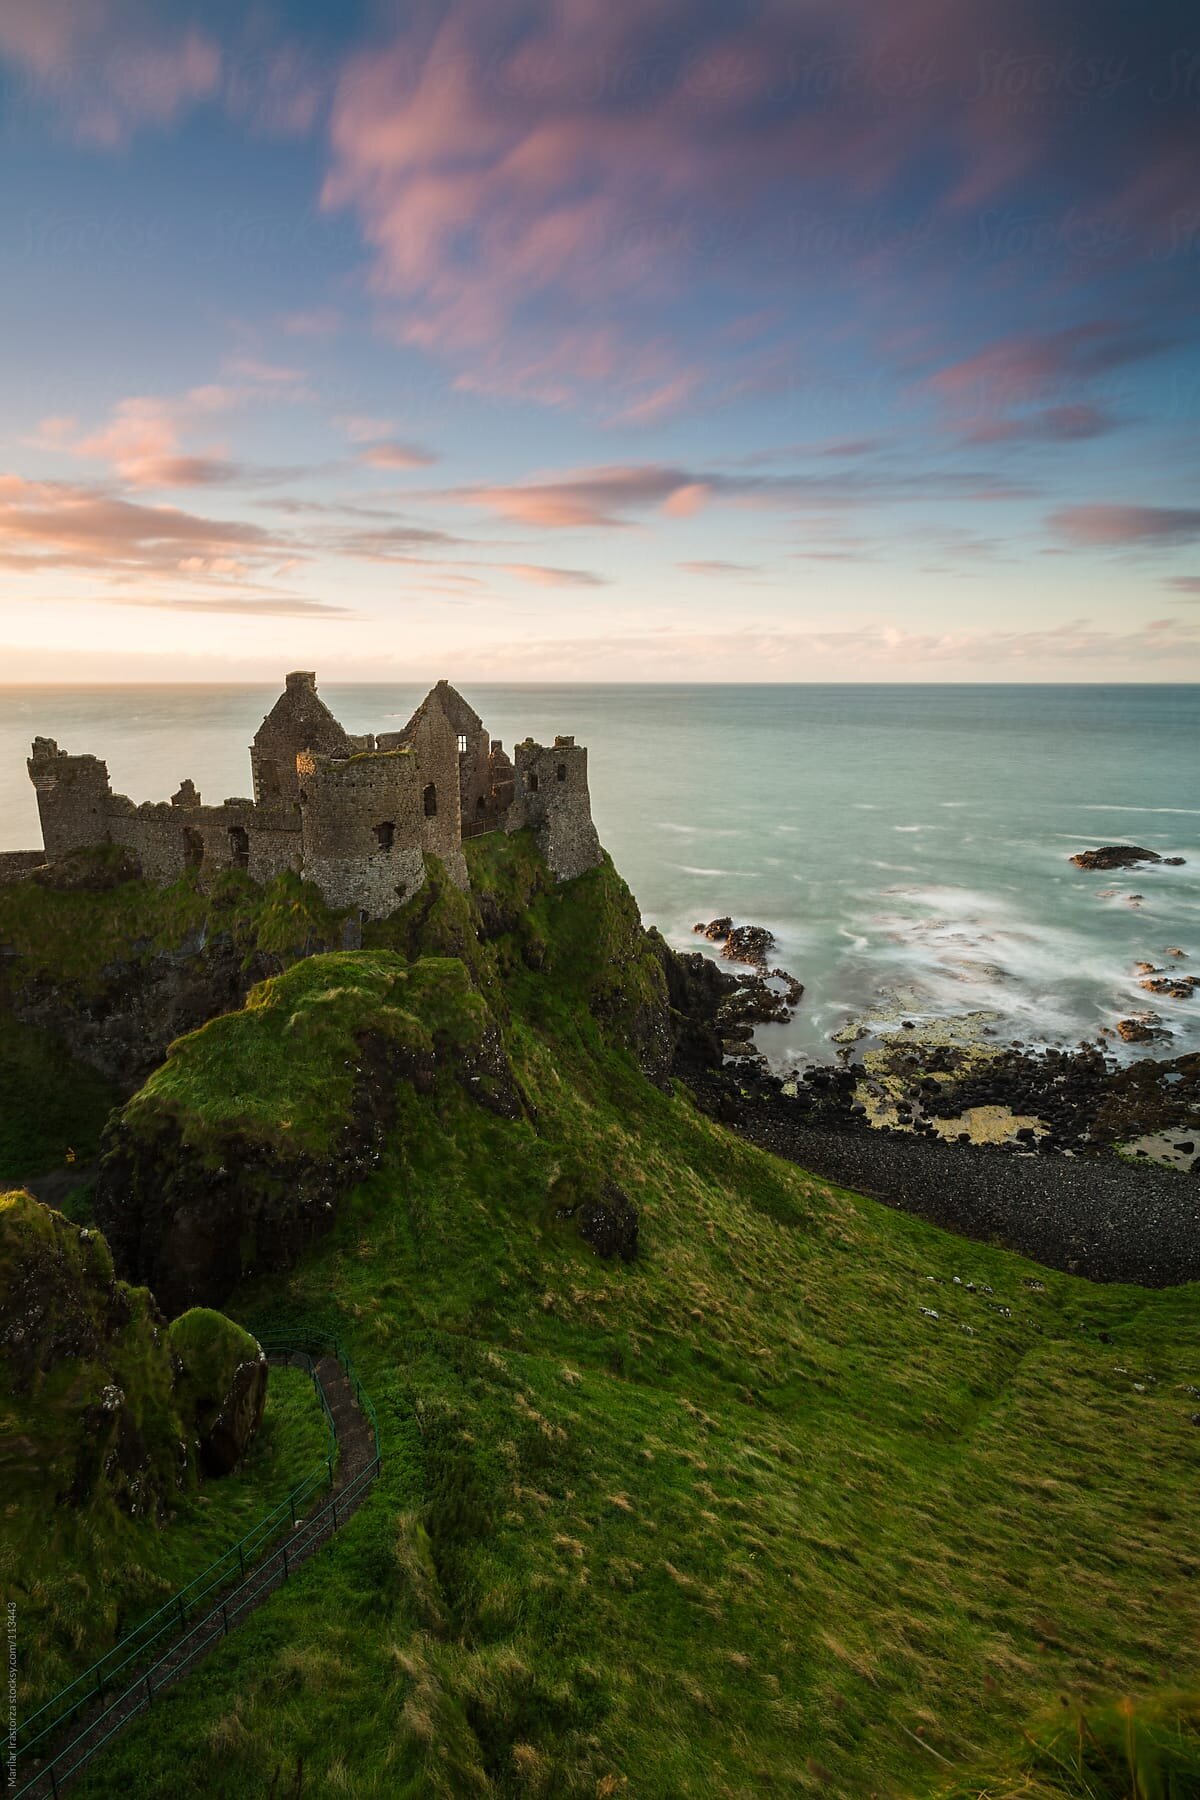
[
  {"left": 228, "top": 824, "right": 250, "bottom": 869},
  {"left": 475, "top": 795, "right": 486, "bottom": 814},
  {"left": 457, "top": 733, "right": 468, "bottom": 754},
  {"left": 528, "top": 771, "right": 539, "bottom": 793},
  {"left": 374, "top": 820, "right": 395, "bottom": 851},
  {"left": 423, "top": 783, "right": 438, "bottom": 817},
  {"left": 556, "top": 763, "right": 567, "bottom": 783},
  {"left": 183, "top": 826, "right": 204, "bottom": 869}
]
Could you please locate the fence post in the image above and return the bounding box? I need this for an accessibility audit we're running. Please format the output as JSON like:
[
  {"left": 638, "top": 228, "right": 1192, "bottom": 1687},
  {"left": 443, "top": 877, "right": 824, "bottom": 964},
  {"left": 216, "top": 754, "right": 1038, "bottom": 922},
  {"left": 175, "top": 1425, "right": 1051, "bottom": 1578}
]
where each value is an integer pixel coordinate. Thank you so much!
[
  {"left": 222, "top": 1604, "right": 229, "bottom": 1637},
  {"left": 145, "top": 1673, "right": 153, "bottom": 1708},
  {"left": 289, "top": 1492, "right": 296, "bottom": 1528},
  {"left": 282, "top": 1543, "right": 289, "bottom": 1581},
  {"left": 238, "top": 1542, "right": 245, "bottom": 1580},
  {"left": 49, "top": 1764, "right": 59, "bottom": 1799},
  {"left": 177, "top": 1595, "right": 186, "bottom": 1632}
]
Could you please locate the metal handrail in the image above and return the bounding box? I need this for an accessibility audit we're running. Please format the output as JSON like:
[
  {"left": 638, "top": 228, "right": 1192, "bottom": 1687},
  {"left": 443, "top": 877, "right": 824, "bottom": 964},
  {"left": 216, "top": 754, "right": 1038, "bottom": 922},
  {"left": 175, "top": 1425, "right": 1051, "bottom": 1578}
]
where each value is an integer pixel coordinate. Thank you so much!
[{"left": 14, "top": 1331, "right": 377, "bottom": 1792}]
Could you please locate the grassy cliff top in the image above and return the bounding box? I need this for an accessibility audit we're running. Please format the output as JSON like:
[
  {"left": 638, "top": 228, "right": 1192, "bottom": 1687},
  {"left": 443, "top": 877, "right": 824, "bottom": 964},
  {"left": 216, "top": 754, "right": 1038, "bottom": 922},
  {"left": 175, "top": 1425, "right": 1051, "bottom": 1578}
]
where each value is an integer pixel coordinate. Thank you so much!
[
  {"left": 0, "top": 864, "right": 349, "bottom": 994},
  {"left": 70, "top": 838, "right": 1200, "bottom": 1798},
  {"left": 120, "top": 950, "right": 490, "bottom": 1157}
]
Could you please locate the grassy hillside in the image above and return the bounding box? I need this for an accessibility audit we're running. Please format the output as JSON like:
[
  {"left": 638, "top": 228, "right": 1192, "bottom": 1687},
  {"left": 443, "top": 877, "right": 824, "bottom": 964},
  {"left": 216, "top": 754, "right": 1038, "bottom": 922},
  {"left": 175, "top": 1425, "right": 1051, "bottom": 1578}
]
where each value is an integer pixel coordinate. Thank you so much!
[{"left": 61, "top": 835, "right": 1200, "bottom": 1798}]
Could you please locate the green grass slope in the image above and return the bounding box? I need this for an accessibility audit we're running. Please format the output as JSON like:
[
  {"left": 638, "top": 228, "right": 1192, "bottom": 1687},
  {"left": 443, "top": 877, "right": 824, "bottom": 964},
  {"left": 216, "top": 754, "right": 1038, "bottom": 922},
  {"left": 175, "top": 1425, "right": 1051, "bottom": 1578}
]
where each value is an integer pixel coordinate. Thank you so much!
[{"left": 30, "top": 836, "right": 1200, "bottom": 1798}]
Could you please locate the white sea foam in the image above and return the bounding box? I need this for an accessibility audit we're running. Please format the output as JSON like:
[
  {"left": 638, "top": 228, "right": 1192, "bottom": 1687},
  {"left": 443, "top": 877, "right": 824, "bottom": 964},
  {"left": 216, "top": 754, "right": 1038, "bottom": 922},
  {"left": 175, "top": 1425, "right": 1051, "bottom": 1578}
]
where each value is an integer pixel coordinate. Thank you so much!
[{"left": 1079, "top": 804, "right": 1200, "bottom": 816}]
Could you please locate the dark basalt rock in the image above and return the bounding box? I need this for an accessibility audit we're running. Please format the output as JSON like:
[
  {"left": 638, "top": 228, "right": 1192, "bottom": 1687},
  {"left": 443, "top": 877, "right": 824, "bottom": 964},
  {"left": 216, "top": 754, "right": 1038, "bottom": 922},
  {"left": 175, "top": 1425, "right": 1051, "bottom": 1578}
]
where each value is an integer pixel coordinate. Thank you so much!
[
  {"left": 1070, "top": 845, "right": 1176, "bottom": 871},
  {"left": 199, "top": 1355, "right": 268, "bottom": 1477},
  {"left": 4, "top": 930, "right": 283, "bottom": 1087},
  {"left": 572, "top": 1183, "right": 639, "bottom": 1261},
  {"left": 694, "top": 917, "right": 777, "bottom": 966}
]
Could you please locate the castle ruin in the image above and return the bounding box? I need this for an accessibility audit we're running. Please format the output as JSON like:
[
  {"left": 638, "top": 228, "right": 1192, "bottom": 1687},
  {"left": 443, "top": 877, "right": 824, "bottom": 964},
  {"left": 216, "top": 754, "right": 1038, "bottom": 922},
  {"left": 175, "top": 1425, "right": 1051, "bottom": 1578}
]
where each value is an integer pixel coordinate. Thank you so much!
[{"left": 12, "top": 675, "right": 603, "bottom": 916}]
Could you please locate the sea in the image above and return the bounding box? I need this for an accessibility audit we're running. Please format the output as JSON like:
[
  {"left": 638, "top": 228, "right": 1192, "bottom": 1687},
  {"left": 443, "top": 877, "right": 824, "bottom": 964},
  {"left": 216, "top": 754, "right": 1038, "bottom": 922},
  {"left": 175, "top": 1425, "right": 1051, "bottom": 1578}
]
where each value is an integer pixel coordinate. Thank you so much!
[{"left": 1, "top": 683, "right": 1197, "bottom": 1068}]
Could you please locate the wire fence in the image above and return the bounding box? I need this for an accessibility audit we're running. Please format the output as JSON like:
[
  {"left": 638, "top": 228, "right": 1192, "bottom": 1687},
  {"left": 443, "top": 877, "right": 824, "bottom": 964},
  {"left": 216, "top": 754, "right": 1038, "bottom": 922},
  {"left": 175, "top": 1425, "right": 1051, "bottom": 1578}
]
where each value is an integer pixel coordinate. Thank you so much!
[{"left": 12, "top": 1334, "right": 379, "bottom": 1800}]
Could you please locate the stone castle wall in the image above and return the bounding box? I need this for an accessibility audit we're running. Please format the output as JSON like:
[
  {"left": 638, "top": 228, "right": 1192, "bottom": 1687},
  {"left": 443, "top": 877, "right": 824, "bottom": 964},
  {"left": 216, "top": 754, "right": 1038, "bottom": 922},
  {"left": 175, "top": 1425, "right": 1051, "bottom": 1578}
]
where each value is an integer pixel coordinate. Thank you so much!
[
  {"left": 297, "top": 748, "right": 427, "bottom": 915},
  {"left": 20, "top": 675, "right": 601, "bottom": 916}
]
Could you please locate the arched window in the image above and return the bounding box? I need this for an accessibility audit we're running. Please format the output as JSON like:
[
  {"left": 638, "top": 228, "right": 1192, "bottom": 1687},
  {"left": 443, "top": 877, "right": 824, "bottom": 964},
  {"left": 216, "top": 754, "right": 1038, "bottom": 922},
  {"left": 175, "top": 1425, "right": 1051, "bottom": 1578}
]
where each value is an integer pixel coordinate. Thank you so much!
[
  {"left": 528, "top": 770, "right": 539, "bottom": 794},
  {"left": 475, "top": 794, "right": 486, "bottom": 814},
  {"left": 228, "top": 824, "right": 250, "bottom": 869},
  {"left": 556, "top": 763, "right": 567, "bottom": 783},
  {"left": 374, "top": 820, "right": 395, "bottom": 851},
  {"left": 423, "top": 783, "right": 437, "bottom": 817},
  {"left": 183, "top": 827, "right": 204, "bottom": 869}
]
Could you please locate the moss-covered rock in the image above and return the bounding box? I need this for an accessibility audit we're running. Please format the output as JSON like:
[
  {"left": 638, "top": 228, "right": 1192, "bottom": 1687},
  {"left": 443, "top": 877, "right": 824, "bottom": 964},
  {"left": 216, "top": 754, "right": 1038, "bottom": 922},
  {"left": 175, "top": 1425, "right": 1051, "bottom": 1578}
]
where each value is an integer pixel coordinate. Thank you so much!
[
  {"left": 169, "top": 1308, "right": 267, "bottom": 1476},
  {"left": 0, "top": 1191, "right": 264, "bottom": 1518},
  {"left": 95, "top": 950, "right": 523, "bottom": 1310}
]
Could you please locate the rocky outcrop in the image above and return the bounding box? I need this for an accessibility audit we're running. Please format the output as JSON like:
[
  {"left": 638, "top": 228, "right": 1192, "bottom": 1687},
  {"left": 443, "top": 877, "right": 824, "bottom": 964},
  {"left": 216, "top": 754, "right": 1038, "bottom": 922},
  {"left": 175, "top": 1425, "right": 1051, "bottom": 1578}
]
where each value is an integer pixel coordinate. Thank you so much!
[
  {"left": 694, "top": 918, "right": 777, "bottom": 965},
  {"left": 1139, "top": 972, "right": 1199, "bottom": 1001},
  {"left": 1071, "top": 845, "right": 1165, "bottom": 870},
  {"left": 552, "top": 1174, "right": 639, "bottom": 1261},
  {"left": 0, "top": 1192, "right": 265, "bottom": 1519},
  {"left": 95, "top": 952, "right": 524, "bottom": 1311},
  {"left": 0, "top": 868, "right": 351, "bottom": 1088},
  {"left": 169, "top": 1309, "right": 268, "bottom": 1477}
]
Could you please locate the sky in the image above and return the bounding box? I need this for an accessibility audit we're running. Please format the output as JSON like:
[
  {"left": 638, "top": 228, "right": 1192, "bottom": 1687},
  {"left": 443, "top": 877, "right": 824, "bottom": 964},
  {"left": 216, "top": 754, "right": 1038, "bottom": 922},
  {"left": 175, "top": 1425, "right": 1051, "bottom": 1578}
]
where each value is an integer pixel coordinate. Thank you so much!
[{"left": 1, "top": 0, "right": 1198, "bottom": 683}]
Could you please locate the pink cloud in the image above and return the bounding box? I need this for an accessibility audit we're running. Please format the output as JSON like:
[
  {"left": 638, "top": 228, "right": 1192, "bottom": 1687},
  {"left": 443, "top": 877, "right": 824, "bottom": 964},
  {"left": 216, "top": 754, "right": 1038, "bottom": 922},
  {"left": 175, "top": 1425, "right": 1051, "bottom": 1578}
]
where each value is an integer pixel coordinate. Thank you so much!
[
  {"left": 0, "top": 5, "right": 220, "bottom": 147},
  {"left": 454, "top": 458, "right": 1030, "bottom": 528},
  {"left": 1050, "top": 505, "right": 1200, "bottom": 548},
  {"left": 0, "top": 473, "right": 290, "bottom": 580},
  {"left": 359, "top": 441, "right": 438, "bottom": 470},
  {"left": 502, "top": 563, "right": 610, "bottom": 587},
  {"left": 959, "top": 403, "right": 1123, "bottom": 446},
  {"left": 464, "top": 466, "right": 701, "bottom": 528}
]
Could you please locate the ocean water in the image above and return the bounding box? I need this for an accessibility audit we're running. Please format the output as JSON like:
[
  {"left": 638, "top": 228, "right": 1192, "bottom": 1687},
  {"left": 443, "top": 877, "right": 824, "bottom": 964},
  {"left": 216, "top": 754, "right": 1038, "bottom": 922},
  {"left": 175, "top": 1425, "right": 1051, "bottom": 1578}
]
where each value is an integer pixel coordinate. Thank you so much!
[{"left": 1, "top": 683, "right": 1197, "bottom": 1066}]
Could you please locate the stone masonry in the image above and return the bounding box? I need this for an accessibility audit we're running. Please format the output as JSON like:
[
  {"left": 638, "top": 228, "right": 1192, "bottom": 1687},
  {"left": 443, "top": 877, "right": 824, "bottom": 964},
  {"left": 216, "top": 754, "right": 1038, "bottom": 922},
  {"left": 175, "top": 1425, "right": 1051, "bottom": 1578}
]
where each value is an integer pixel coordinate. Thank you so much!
[{"left": 15, "top": 674, "right": 603, "bottom": 917}]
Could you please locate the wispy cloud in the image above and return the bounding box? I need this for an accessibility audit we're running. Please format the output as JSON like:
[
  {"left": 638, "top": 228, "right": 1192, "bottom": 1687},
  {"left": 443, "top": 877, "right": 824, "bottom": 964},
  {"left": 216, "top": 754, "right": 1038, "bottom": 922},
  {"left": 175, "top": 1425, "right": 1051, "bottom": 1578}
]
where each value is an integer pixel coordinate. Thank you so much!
[
  {"left": 678, "top": 560, "right": 762, "bottom": 577},
  {"left": 1050, "top": 505, "right": 1200, "bottom": 548},
  {"left": 0, "top": 473, "right": 292, "bottom": 581},
  {"left": 454, "top": 460, "right": 1030, "bottom": 529},
  {"left": 358, "top": 441, "right": 438, "bottom": 470},
  {"left": 503, "top": 563, "right": 610, "bottom": 587}
]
